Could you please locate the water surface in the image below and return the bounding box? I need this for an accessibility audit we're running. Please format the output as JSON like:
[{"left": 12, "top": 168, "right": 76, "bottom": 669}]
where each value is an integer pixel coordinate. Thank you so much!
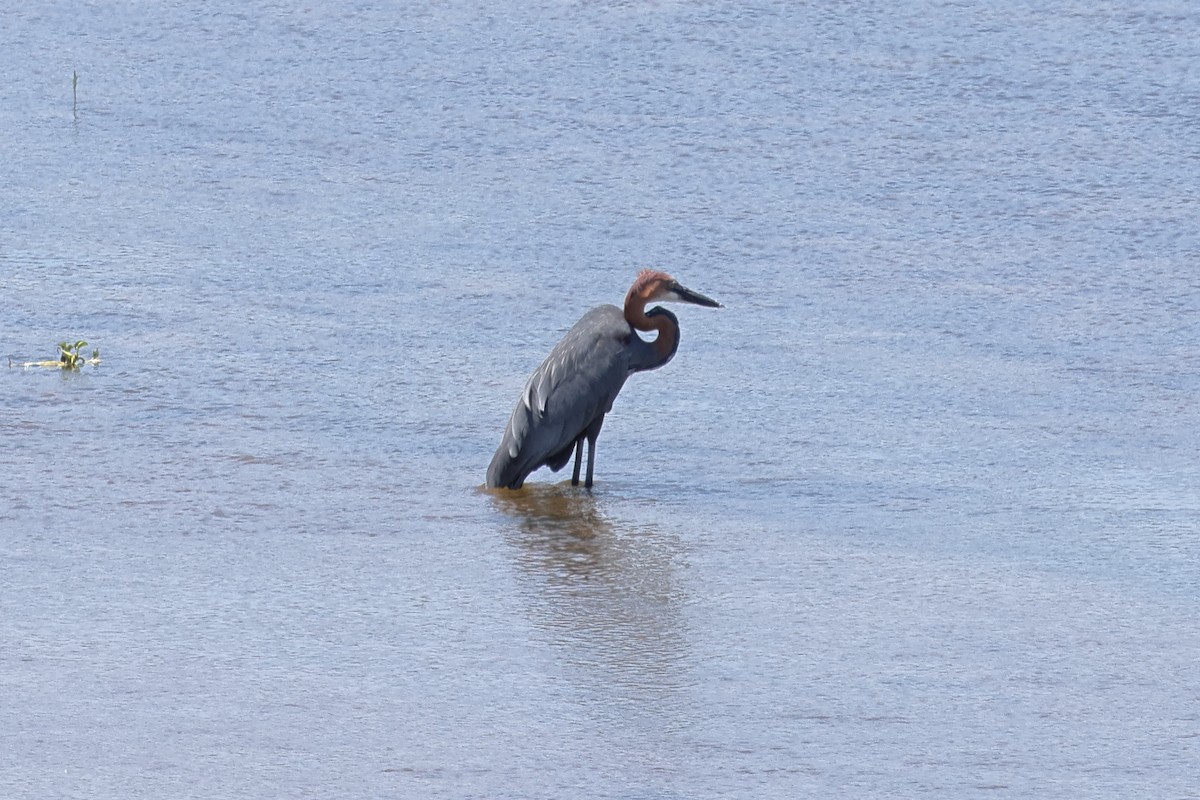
[{"left": 3, "top": 2, "right": 1199, "bottom": 797}]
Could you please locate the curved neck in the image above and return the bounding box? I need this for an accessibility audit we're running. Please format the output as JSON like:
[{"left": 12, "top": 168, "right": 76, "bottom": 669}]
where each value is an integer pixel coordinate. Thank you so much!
[{"left": 625, "top": 296, "right": 680, "bottom": 365}]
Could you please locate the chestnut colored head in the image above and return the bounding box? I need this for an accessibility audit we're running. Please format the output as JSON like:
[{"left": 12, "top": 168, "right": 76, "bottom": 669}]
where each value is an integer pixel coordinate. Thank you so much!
[{"left": 624, "top": 269, "right": 721, "bottom": 321}]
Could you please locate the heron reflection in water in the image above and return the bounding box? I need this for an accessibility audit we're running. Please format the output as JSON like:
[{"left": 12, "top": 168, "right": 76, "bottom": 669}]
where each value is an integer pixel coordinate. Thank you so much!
[
  {"left": 490, "top": 484, "right": 688, "bottom": 697},
  {"left": 486, "top": 270, "right": 721, "bottom": 490},
  {"left": 490, "top": 484, "right": 610, "bottom": 549}
]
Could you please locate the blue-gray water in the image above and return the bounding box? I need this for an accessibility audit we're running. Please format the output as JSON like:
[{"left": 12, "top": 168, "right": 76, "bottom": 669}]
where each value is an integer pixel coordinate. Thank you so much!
[{"left": 4, "top": 2, "right": 1199, "bottom": 797}]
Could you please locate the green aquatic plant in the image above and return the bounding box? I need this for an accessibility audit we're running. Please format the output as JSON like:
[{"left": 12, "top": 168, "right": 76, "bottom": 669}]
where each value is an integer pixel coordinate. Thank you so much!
[
  {"left": 58, "top": 340, "right": 91, "bottom": 368},
  {"left": 9, "top": 340, "right": 101, "bottom": 370}
]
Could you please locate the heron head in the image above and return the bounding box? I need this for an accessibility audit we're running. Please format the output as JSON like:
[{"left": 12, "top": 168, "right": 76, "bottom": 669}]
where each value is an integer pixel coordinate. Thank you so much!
[{"left": 631, "top": 269, "right": 722, "bottom": 308}]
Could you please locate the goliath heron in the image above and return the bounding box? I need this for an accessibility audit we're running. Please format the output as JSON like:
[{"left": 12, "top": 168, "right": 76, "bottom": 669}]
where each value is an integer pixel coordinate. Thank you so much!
[{"left": 486, "top": 270, "right": 720, "bottom": 489}]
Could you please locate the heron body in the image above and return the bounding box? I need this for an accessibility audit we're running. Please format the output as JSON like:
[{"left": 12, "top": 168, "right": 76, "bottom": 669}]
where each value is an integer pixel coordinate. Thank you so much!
[{"left": 486, "top": 270, "right": 720, "bottom": 490}]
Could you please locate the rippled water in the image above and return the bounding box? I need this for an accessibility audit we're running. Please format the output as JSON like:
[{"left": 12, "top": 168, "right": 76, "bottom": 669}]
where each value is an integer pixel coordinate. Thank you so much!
[{"left": 4, "top": 1, "right": 1199, "bottom": 797}]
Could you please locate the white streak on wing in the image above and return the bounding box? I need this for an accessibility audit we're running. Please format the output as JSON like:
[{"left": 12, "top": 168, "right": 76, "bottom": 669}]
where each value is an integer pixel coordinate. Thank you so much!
[
  {"left": 529, "top": 352, "right": 568, "bottom": 417},
  {"left": 521, "top": 381, "right": 535, "bottom": 413}
]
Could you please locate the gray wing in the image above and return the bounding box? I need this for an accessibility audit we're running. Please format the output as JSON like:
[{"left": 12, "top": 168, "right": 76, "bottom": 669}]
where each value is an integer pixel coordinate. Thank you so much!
[{"left": 486, "top": 306, "right": 633, "bottom": 489}]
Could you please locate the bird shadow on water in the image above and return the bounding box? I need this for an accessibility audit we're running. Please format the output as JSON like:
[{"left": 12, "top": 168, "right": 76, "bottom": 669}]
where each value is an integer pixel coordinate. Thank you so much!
[{"left": 486, "top": 483, "right": 692, "bottom": 718}]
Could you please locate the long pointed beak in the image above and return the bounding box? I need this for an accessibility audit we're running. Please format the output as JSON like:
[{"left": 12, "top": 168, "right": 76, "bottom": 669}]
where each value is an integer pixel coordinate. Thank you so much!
[{"left": 670, "top": 282, "right": 722, "bottom": 308}]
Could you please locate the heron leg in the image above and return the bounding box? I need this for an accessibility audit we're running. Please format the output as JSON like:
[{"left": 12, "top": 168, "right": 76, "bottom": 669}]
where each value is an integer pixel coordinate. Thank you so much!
[
  {"left": 570, "top": 436, "right": 584, "bottom": 486},
  {"left": 583, "top": 415, "right": 605, "bottom": 489},
  {"left": 584, "top": 439, "right": 596, "bottom": 489}
]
